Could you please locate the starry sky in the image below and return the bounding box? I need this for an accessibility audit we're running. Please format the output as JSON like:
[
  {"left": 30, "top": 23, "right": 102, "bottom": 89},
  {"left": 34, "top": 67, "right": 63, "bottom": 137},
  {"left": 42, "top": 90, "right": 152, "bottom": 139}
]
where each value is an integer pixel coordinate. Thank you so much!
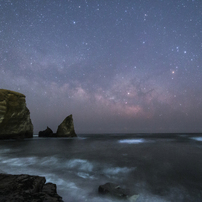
[{"left": 1, "top": 0, "right": 202, "bottom": 134}]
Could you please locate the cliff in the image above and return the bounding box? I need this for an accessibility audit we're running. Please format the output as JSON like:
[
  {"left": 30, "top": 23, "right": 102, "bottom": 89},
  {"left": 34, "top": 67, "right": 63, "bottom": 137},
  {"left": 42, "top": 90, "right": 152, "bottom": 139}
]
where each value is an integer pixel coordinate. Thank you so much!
[{"left": 0, "top": 89, "right": 33, "bottom": 139}]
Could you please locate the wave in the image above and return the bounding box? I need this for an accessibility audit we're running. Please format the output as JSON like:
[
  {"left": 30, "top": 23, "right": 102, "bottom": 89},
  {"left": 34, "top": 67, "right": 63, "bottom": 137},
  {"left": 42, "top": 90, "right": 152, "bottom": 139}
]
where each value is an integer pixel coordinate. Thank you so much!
[
  {"left": 65, "top": 159, "right": 94, "bottom": 172},
  {"left": 119, "top": 139, "right": 145, "bottom": 144},
  {"left": 2, "top": 157, "right": 38, "bottom": 166},
  {"left": 190, "top": 137, "right": 202, "bottom": 141},
  {"left": 103, "top": 166, "right": 136, "bottom": 175}
]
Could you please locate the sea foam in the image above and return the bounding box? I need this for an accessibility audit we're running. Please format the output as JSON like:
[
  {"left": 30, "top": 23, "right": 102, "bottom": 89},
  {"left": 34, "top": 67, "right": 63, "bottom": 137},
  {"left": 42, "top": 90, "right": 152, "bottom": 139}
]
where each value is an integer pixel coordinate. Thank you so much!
[
  {"left": 119, "top": 139, "right": 144, "bottom": 144},
  {"left": 103, "top": 166, "right": 135, "bottom": 175},
  {"left": 191, "top": 137, "right": 202, "bottom": 141},
  {"left": 65, "top": 159, "right": 94, "bottom": 172}
]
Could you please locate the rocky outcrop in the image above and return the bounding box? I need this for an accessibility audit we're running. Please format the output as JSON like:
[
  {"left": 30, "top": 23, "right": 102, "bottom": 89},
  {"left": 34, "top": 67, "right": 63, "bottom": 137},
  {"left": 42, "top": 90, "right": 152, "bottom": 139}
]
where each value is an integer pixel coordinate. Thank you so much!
[
  {"left": 0, "top": 173, "right": 64, "bottom": 202},
  {"left": 98, "top": 182, "right": 139, "bottom": 201},
  {"left": 0, "top": 89, "right": 33, "bottom": 139},
  {"left": 38, "top": 115, "right": 77, "bottom": 138},
  {"left": 39, "top": 127, "right": 54, "bottom": 137},
  {"left": 56, "top": 114, "right": 77, "bottom": 137},
  {"left": 99, "top": 182, "right": 130, "bottom": 198}
]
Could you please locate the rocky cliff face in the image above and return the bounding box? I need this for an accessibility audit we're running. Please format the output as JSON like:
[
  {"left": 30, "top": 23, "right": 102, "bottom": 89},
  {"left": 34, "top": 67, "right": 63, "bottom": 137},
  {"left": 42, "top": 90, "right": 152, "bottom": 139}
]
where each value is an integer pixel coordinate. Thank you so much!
[
  {"left": 0, "top": 89, "right": 33, "bottom": 139},
  {"left": 56, "top": 114, "right": 77, "bottom": 137}
]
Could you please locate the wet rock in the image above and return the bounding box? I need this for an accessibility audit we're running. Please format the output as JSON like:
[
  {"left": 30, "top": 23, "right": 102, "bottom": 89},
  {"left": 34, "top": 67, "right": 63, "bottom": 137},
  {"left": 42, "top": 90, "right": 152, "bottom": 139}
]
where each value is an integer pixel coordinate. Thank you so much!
[
  {"left": 0, "top": 89, "right": 33, "bottom": 139},
  {"left": 0, "top": 173, "right": 64, "bottom": 202},
  {"left": 98, "top": 182, "right": 139, "bottom": 201},
  {"left": 98, "top": 182, "right": 130, "bottom": 198},
  {"left": 39, "top": 127, "right": 54, "bottom": 137},
  {"left": 129, "top": 194, "right": 139, "bottom": 202},
  {"left": 56, "top": 114, "right": 77, "bottom": 137}
]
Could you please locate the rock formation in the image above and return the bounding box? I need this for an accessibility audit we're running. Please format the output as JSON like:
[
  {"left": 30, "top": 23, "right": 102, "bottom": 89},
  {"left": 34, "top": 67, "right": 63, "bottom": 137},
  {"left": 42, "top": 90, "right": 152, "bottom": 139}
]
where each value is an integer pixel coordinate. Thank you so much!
[
  {"left": 98, "top": 182, "right": 139, "bottom": 201},
  {"left": 56, "top": 114, "right": 77, "bottom": 137},
  {"left": 0, "top": 89, "right": 33, "bottom": 139},
  {"left": 39, "top": 126, "right": 54, "bottom": 137},
  {"left": 0, "top": 173, "right": 63, "bottom": 202},
  {"left": 98, "top": 182, "right": 130, "bottom": 198}
]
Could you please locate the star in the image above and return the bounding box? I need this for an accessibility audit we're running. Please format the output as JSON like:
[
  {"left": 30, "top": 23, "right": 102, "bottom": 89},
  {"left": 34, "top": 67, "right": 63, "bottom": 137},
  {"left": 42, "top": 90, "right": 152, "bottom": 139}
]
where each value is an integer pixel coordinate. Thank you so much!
[{"left": 0, "top": 0, "right": 201, "bottom": 133}]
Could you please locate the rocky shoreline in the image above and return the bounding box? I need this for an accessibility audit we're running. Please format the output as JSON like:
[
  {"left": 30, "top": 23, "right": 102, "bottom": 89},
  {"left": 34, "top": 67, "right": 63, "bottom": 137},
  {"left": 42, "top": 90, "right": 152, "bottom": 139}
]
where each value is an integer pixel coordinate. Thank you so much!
[
  {"left": 0, "top": 138, "right": 139, "bottom": 201},
  {"left": 0, "top": 173, "right": 140, "bottom": 202},
  {"left": 0, "top": 173, "right": 64, "bottom": 202}
]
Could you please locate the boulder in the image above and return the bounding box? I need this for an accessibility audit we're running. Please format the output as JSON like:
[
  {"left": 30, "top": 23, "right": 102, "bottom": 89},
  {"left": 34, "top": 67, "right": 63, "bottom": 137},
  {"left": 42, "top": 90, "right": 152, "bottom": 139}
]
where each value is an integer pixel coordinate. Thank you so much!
[
  {"left": 0, "top": 89, "right": 33, "bottom": 139},
  {"left": 98, "top": 182, "right": 130, "bottom": 199},
  {"left": 98, "top": 182, "right": 139, "bottom": 201},
  {"left": 0, "top": 173, "right": 64, "bottom": 202},
  {"left": 39, "top": 126, "right": 54, "bottom": 137},
  {"left": 56, "top": 114, "right": 77, "bottom": 137}
]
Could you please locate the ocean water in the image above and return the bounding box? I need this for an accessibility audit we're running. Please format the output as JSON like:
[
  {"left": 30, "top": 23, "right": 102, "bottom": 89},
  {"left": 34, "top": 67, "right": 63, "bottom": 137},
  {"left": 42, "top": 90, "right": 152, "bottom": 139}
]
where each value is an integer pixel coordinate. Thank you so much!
[{"left": 0, "top": 133, "right": 202, "bottom": 202}]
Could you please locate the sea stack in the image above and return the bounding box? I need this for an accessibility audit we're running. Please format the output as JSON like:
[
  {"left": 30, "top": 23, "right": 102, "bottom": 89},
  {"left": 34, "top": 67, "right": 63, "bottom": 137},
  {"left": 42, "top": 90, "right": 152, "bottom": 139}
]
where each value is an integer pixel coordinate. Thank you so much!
[
  {"left": 38, "top": 127, "right": 54, "bottom": 137},
  {"left": 56, "top": 114, "right": 77, "bottom": 137},
  {"left": 0, "top": 89, "right": 33, "bottom": 139}
]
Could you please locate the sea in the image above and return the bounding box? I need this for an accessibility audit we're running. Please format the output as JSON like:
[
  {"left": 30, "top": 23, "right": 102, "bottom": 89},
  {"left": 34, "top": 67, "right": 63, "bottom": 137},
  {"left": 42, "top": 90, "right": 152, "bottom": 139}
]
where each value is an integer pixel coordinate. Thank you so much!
[{"left": 0, "top": 133, "right": 202, "bottom": 202}]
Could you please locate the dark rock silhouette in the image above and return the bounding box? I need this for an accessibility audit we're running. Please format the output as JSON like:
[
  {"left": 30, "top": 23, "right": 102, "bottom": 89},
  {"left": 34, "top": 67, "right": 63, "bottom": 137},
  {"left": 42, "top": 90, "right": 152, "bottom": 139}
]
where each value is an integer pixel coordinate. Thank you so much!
[
  {"left": 38, "top": 126, "right": 54, "bottom": 137},
  {"left": 98, "top": 182, "right": 130, "bottom": 198},
  {"left": 0, "top": 89, "right": 33, "bottom": 139},
  {"left": 0, "top": 173, "right": 63, "bottom": 202},
  {"left": 38, "top": 115, "right": 77, "bottom": 138},
  {"left": 98, "top": 182, "right": 139, "bottom": 201},
  {"left": 56, "top": 114, "right": 77, "bottom": 137}
]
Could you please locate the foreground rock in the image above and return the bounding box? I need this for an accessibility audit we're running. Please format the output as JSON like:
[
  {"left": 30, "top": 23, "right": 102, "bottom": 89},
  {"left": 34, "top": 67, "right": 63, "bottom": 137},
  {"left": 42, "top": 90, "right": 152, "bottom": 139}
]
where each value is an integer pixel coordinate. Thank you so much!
[
  {"left": 0, "top": 173, "right": 63, "bottom": 202},
  {"left": 56, "top": 114, "right": 77, "bottom": 137},
  {"left": 0, "top": 89, "right": 33, "bottom": 139},
  {"left": 98, "top": 182, "right": 139, "bottom": 201},
  {"left": 39, "top": 126, "right": 54, "bottom": 137}
]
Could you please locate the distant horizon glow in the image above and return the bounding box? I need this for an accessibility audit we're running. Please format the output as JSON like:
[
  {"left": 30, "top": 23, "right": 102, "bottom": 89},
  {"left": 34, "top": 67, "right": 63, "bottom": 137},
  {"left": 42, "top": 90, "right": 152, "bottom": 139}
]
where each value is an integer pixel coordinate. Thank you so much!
[{"left": 1, "top": 0, "right": 202, "bottom": 134}]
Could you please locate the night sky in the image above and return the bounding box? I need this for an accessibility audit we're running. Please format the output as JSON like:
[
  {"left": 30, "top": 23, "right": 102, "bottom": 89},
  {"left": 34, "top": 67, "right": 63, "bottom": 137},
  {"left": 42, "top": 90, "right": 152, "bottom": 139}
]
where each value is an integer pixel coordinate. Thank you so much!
[{"left": 1, "top": 0, "right": 202, "bottom": 134}]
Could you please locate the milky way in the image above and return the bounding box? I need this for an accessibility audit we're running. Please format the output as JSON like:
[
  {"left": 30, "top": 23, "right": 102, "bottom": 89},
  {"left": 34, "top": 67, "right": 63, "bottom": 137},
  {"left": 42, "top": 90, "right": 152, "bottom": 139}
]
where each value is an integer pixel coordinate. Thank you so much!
[{"left": 1, "top": 0, "right": 202, "bottom": 133}]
